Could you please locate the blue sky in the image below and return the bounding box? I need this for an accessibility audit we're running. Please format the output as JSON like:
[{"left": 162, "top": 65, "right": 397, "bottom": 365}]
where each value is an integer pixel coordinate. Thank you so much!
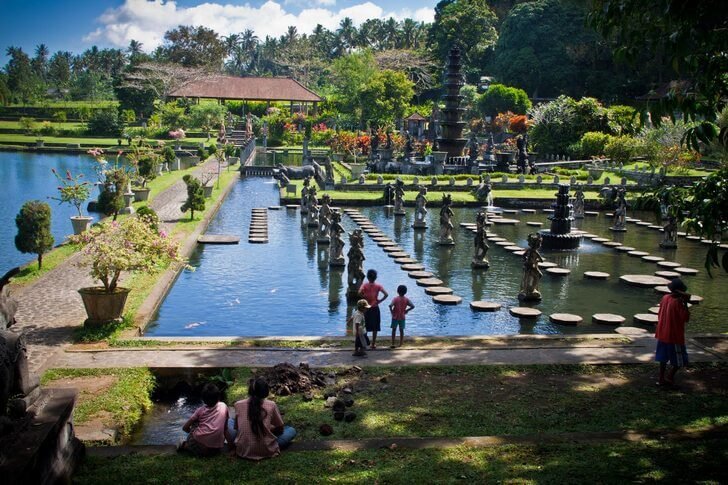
[{"left": 0, "top": 0, "right": 437, "bottom": 64}]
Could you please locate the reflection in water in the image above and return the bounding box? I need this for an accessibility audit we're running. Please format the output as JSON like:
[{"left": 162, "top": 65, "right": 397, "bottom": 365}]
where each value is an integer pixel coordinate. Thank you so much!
[
  {"left": 328, "top": 268, "right": 343, "bottom": 315},
  {"left": 472, "top": 270, "right": 485, "bottom": 301},
  {"left": 317, "top": 245, "right": 328, "bottom": 289},
  {"left": 394, "top": 214, "right": 404, "bottom": 241}
]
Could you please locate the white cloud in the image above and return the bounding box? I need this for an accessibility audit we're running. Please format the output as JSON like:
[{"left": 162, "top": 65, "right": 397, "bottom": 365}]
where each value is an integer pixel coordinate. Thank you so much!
[{"left": 83, "top": 0, "right": 435, "bottom": 50}]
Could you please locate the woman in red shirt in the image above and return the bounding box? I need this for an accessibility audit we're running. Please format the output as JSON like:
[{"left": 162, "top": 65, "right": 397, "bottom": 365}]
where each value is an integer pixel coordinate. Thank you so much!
[
  {"left": 358, "top": 269, "right": 389, "bottom": 349},
  {"left": 655, "top": 278, "right": 691, "bottom": 387}
]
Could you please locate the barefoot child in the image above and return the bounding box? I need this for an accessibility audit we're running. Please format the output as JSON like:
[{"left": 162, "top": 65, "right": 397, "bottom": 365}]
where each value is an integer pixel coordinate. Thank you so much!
[
  {"left": 179, "top": 383, "right": 232, "bottom": 456},
  {"left": 348, "top": 299, "right": 370, "bottom": 357},
  {"left": 389, "top": 284, "right": 414, "bottom": 348}
]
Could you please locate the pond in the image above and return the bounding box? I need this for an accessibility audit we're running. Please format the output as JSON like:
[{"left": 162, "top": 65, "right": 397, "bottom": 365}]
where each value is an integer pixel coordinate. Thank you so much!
[
  {"left": 145, "top": 177, "right": 727, "bottom": 337},
  {"left": 0, "top": 151, "right": 101, "bottom": 273}
]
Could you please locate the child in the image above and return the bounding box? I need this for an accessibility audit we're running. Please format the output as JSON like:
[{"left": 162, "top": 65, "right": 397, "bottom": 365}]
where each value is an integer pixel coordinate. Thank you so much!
[
  {"left": 389, "top": 285, "right": 414, "bottom": 348},
  {"left": 179, "top": 383, "right": 231, "bottom": 456},
  {"left": 358, "top": 269, "right": 389, "bottom": 349},
  {"left": 655, "top": 277, "right": 691, "bottom": 387},
  {"left": 348, "top": 299, "right": 370, "bottom": 357}
]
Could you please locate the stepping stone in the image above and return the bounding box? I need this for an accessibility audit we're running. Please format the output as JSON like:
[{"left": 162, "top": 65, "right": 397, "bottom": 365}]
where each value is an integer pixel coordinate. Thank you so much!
[
  {"left": 492, "top": 219, "right": 519, "bottom": 225},
  {"left": 198, "top": 235, "right": 240, "bottom": 244},
  {"left": 648, "top": 306, "right": 660, "bottom": 315},
  {"left": 549, "top": 313, "right": 582, "bottom": 326},
  {"left": 592, "top": 238, "right": 610, "bottom": 243},
  {"left": 504, "top": 246, "right": 523, "bottom": 252},
  {"left": 606, "top": 213, "right": 614, "bottom": 217},
  {"left": 657, "top": 261, "right": 681, "bottom": 268},
  {"left": 424, "top": 286, "right": 454, "bottom": 296},
  {"left": 546, "top": 268, "right": 570, "bottom": 276},
  {"left": 654, "top": 286, "right": 671, "bottom": 295},
  {"left": 689, "top": 295, "right": 703, "bottom": 305},
  {"left": 383, "top": 246, "right": 404, "bottom": 253},
  {"left": 648, "top": 225, "right": 662, "bottom": 230},
  {"left": 636, "top": 221, "right": 651, "bottom": 226},
  {"left": 488, "top": 237, "right": 507, "bottom": 242},
  {"left": 285, "top": 204, "right": 299, "bottom": 209},
  {"left": 642, "top": 255, "right": 664, "bottom": 262},
  {"left": 378, "top": 241, "right": 397, "bottom": 247},
  {"left": 502, "top": 209, "right": 518, "bottom": 214},
  {"left": 615, "top": 246, "right": 636, "bottom": 252},
  {"left": 626, "top": 218, "right": 640, "bottom": 223},
  {"left": 388, "top": 252, "right": 409, "bottom": 259},
  {"left": 509, "top": 307, "right": 542, "bottom": 318},
  {"left": 603, "top": 242, "right": 622, "bottom": 247},
  {"left": 526, "top": 222, "right": 543, "bottom": 227},
  {"left": 248, "top": 238, "right": 269, "bottom": 244},
  {"left": 633, "top": 313, "right": 658, "bottom": 325},
  {"left": 538, "top": 262, "right": 558, "bottom": 269},
  {"left": 459, "top": 222, "right": 475, "bottom": 228},
  {"left": 268, "top": 206, "right": 282, "bottom": 210},
  {"left": 584, "top": 211, "right": 599, "bottom": 216},
  {"left": 401, "top": 263, "right": 425, "bottom": 271},
  {"left": 581, "top": 234, "right": 598, "bottom": 238},
  {"left": 513, "top": 250, "right": 526, "bottom": 256},
  {"left": 432, "top": 294, "right": 462, "bottom": 305},
  {"left": 394, "top": 257, "right": 418, "bottom": 264},
  {"left": 615, "top": 326, "right": 649, "bottom": 336},
  {"left": 370, "top": 236, "right": 388, "bottom": 242},
  {"left": 495, "top": 241, "right": 515, "bottom": 247},
  {"left": 720, "top": 243, "right": 728, "bottom": 249},
  {"left": 677, "top": 232, "right": 687, "bottom": 237},
  {"left": 685, "top": 235, "right": 700, "bottom": 241},
  {"left": 470, "top": 301, "right": 502, "bottom": 312},
  {"left": 408, "top": 271, "right": 434, "bottom": 279},
  {"left": 675, "top": 267, "right": 698, "bottom": 275},
  {"left": 584, "top": 271, "right": 610, "bottom": 280},
  {"left": 628, "top": 251, "right": 650, "bottom": 257},
  {"left": 543, "top": 209, "right": 555, "bottom": 213},
  {"left": 620, "top": 275, "right": 671, "bottom": 287},
  {"left": 654, "top": 270, "right": 680, "bottom": 279},
  {"left": 592, "top": 313, "right": 626, "bottom": 325},
  {"left": 416, "top": 278, "right": 444, "bottom": 287},
  {"left": 521, "top": 209, "right": 537, "bottom": 213}
]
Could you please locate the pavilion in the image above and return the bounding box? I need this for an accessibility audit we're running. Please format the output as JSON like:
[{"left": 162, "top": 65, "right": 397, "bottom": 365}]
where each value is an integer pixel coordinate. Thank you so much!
[{"left": 170, "top": 75, "right": 323, "bottom": 114}]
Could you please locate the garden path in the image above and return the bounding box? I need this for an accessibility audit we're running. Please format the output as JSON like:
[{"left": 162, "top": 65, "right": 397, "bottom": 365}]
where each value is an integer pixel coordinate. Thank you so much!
[{"left": 9, "top": 157, "right": 227, "bottom": 373}]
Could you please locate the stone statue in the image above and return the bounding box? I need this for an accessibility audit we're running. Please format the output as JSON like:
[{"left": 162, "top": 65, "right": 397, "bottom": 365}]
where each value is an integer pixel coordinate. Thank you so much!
[
  {"left": 346, "top": 229, "right": 366, "bottom": 301},
  {"left": 660, "top": 212, "right": 678, "bottom": 248},
  {"left": 329, "top": 211, "right": 346, "bottom": 266},
  {"left": 404, "top": 131, "right": 414, "bottom": 159},
  {"left": 472, "top": 210, "right": 490, "bottom": 269},
  {"left": 300, "top": 176, "right": 310, "bottom": 215},
  {"left": 394, "top": 179, "right": 406, "bottom": 216},
  {"left": 474, "top": 177, "right": 493, "bottom": 205},
  {"left": 307, "top": 185, "right": 319, "bottom": 227},
  {"left": 468, "top": 133, "right": 479, "bottom": 163},
  {"left": 370, "top": 128, "right": 379, "bottom": 158},
  {"left": 385, "top": 131, "right": 393, "bottom": 149},
  {"left": 317, "top": 194, "right": 332, "bottom": 243},
  {"left": 439, "top": 193, "right": 455, "bottom": 245},
  {"left": 383, "top": 183, "right": 394, "bottom": 206},
  {"left": 412, "top": 185, "right": 428, "bottom": 229},
  {"left": 246, "top": 113, "right": 253, "bottom": 135},
  {"left": 610, "top": 187, "right": 628, "bottom": 232},
  {"left": 277, "top": 170, "right": 290, "bottom": 189},
  {"left": 573, "top": 185, "right": 585, "bottom": 219},
  {"left": 518, "top": 233, "right": 544, "bottom": 301},
  {"left": 324, "top": 158, "right": 334, "bottom": 184},
  {"left": 485, "top": 133, "right": 494, "bottom": 156},
  {"left": 516, "top": 134, "right": 529, "bottom": 174}
]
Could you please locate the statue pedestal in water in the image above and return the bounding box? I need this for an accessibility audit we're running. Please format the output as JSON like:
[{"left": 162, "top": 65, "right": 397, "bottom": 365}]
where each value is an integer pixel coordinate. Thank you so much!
[{"left": 540, "top": 185, "right": 581, "bottom": 250}]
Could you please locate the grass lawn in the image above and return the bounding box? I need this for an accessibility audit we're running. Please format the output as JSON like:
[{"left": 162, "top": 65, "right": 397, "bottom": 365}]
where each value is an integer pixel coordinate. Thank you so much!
[
  {"left": 5, "top": 100, "right": 118, "bottom": 109},
  {"left": 73, "top": 438, "right": 728, "bottom": 484},
  {"left": 621, "top": 162, "right": 711, "bottom": 177},
  {"left": 0, "top": 133, "right": 210, "bottom": 147},
  {"left": 0, "top": 120, "right": 87, "bottom": 130}
]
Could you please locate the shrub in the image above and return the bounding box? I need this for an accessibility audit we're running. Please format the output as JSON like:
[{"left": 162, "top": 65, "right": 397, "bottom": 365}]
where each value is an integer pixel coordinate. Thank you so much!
[
  {"left": 97, "top": 169, "right": 129, "bottom": 220},
  {"left": 607, "top": 105, "right": 639, "bottom": 135},
  {"left": 19, "top": 117, "right": 37, "bottom": 135},
  {"left": 181, "top": 175, "right": 205, "bottom": 220},
  {"left": 509, "top": 115, "right": 530, "bottom": 134},
  {"left": 87, "top": 109, "right": 123, "bottom": 137},
  {"left": 477, "top": 84, "right": 532, "bottom": 118},
  {"left": 162, "top": 146, "right": 176, "bottom": 165},
  {"left": 605, "top": 135, "right": 642, "bottom": 165},
  {"left": 197, "top": 146, "right": 207, "bottom": 160},
  {"left": 15, "top": 200, "right": 54, "bottom": 269},
  {"left": 136, "top": 153, "right": 160, "bottom": 187},
  {"left": 157, "top": 101, "right": 188, "bottom": 130},
  {"left": 574, "top": 132, "right": 612, "bottom": 158},
  {"left": 39, "top": 121, "right": 57, "bottom": 136},
  {"left": 136, "top": 206, "right": 159, "bottom": 232},
  {"left": 52, "top": 111, "right": 68, "bottom": 123},
  {"left": 528, "top": 96, "right": 609, "bottom": 155},
  {"left": 207, "top": 143, "right": 217, "bottom": 158},
  {"left": 188, "top": 103, "right": 227, "bottom": 132},
  {"left": 121, "top": 109, "right": 136, "bottom": 124}
]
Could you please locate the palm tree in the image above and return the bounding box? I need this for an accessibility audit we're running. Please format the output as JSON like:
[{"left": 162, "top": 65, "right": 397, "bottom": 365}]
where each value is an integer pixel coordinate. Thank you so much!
[
  {"left": 401, "top": 19, "right": 417, "bottom": 49},
  {"left": 337, "top": 17, "right": 357, "bottom": 52},
  {"left": 128, "top": 40, "right": 143, "bottom": 56},
  {"left": 284, "top": 26, "right": 298, "bottom": 46},
  {"left": 32, "top": 44, "right": 49, "bottom": 79}
]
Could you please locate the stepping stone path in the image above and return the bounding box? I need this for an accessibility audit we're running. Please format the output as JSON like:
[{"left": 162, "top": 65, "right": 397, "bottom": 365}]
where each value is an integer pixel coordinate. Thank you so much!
[
  {"left": 549, "top": 313, "right": 582, "bottom": 326},
  {"left": 584, "top": 211, "right": 599, "bottom": 216},
  {"left": 584, "top": 271, "right": 609, "bottom": 280},
  {"left": 249, "top": 209, "right": 269, "bottom": 243},
  {"left": 470, "top": 301, "right": 502, "bottom": 312},
  {"left": 495, "top": 241, "right": 515, "bottom": 247},
  {"left": 633, "top": 313, "right": 658, "bottom": 325},
  {"left": 383, "top": 246, "right": 403, "bottom": 253},
  {"left": 642, "top": 256, "right": 664, "bottom": 262},
  {"left": 636, "top": 221, "right": 651, "bottom": 226},
  {"left": 488, "top": 237, "right": 507, "bottom": 242},
  {"left": 615, "top": 246, "right": 636, "bottom": 252},
  {"left": 509, "top": 307, "right": 542, "bottom": 318},
  {"left": 592, "top": 238, "right": 610, "bottom": 243},
  {"left": 394, "top": 257, "right": 418, "bottom": 264},
  {"left": 603, "top": 242, "right": 622, "bottom": 247},
  {"left": 504, "top": 246, "right": 523, "bottom": 251},
  {"left": 546, "top": 268, "right": 570, "bottom": 276},
  {"left": 655, "top": 270, "right": 680, "bottom": 279},
  {"left": 675, "top": 267, "right": 699, "bottom": 275},
  {"left": 408, "top": 271, "right": 434, "bottom": 279},
  {"left": 615, "top": 327, "right": 649, "bottom": 335},
  {"left": 526, "top": 222, "right": 543, "bottom": 227},
  {"left": 701, "top": 239, "right": 719, "bottom": 245},
  {"left": 513, "top": 250, "right": 525, "bottom": 256},
  {"left": 620, "top": 275, "right": 671, "bottom": 287},
  {"left": 592, "top": 313, "right": 626, "bottom": 325},
  {"left": 268, "top": 206, "right": 282, "bottom": 210},
  {"left": 377, "top": 241, "right": 397, "bottom": 247},
  {"left": 648, "top": 307, "right": 660, "bottom": 315},
  {"left": 433, "top": 294, "right": 462, "bottom": 305},
  {"left": 538, "top": 262, "right": 558, "bottom": 269},
  {"left": 606, "top": 213, "right": 614, "bottom": 217},
  {"left": 657, "top": 261, "right": 681, "bottom": 269},
  {"left": 401, "top": 263, "right": 425, "bottom": 271},
  {"left": 628, "top": 251, "right": 650, "bottom": 257},
  {"left": 648, "top": 225, "right": 662, "bottom": 230},
  {"left": 388, "top": 252, "right": 409, "bottom": 258},
  {"left": 424, "top": 286, "right": 454, "bottom": 296},
  {"left": 686, "top": 236, "right": 700, "bottom": 241},
  {"left": 417, "top": 278, "right": 444, "bottom": 287},
  {"left": 493, "top": 219, "right": 519, "bottom": 225}
]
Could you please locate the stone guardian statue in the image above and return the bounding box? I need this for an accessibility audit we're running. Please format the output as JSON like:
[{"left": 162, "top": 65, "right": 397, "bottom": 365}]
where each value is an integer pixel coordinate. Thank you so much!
[
  {"left": 329, "top": 211, "right": 346, "bottom": 267},
  {"left": 573, "top": 185, "right": 585, "bottom": 219},
  {"left": 394, "top": 179, "right": 406, "bottom": 216},
  {"left": 439, "top": 193, "right": 455, "bottom": 245},
  {"left": 346, "top": 229, "right": 366, "bottom": 301},
  {"left": 317, "top": 194, "right": 332, "bottom": 243},
  {"left": 518, "top": 233, "right": 544, "bottom": 301},
  {"left": 412, "top": 185, "right": 428, "bottom": 229},
  {"left": 472, "top": 210, "right": 490, "bottom": 269}
]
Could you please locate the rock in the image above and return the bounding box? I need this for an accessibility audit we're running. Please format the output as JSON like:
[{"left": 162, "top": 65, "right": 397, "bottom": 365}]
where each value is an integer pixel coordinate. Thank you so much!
[
  {"left": 325, "top": 396, "right": 338, "bottom": 408},
  {"left": 303, "top": 392, "right": 313, "bottom": 402},
  {"left": 332, "top": 399, "right": 346, "bottom": 412},
  {"left": 334, "top": 411, "right": 345, "bottom": 421},
  {"left": 584, "top": 271, "right": 609, "bottom": 280},
  {"left": 342, "top": 387, "right": 353, "bottom": 394},
  {"left": 319, "top": 424, "right": 334, "bottom": 436},
  {"left": 344, "top": 412, "right": 357, "bottom": 422},
  {"left": 549, "top": 313, "right": 582, "bottom": 326},
  {"left": 379, "top": 376, "right": 388, "bottom": 383},
  {"left": 592, "top": 313, "right": 625, "bottom": 325},
  {"left": 324, "top": 390, "right": 336, "bottom": 399},
  {"left": 344, "top": 397, "right": 354, "bottom": 407}
]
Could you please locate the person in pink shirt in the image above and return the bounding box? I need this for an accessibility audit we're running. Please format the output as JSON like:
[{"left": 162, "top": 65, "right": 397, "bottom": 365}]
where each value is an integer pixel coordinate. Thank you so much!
[
  {"left": 358, "top": 269, "right": 388, "bottom": 349},
  {"left": 179, "top": 383, "right": 231, "bottom": 456},
  {"left": 389, "top": 284, "right": 414, "bottom": 348}
]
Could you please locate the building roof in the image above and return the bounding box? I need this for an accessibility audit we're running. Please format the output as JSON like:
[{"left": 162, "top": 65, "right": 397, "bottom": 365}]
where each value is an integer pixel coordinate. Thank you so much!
[
  {"left": 405, "top": 112, "right": 427, "bottom": 121},
  {"left": 170, "top": 75, "right": 322, "bottom": 102}
]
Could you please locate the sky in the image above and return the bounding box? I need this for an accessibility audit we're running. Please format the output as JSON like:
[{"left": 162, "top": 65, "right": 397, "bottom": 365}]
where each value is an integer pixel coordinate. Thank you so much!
[{"left": 0, "top": 0, "right": 437, "bottom": 64}]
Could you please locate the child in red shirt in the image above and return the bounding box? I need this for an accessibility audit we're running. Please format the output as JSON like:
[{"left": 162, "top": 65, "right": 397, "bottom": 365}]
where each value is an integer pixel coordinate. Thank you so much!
[
  {"left": 388, "top": 284, "right": 414, "bottom": 348},
  {"left": 358, "top": 269, "right": 388, "bottom": 349}
]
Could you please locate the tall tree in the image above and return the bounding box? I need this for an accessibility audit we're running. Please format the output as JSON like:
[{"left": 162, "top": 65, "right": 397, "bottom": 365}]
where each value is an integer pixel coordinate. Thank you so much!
[
  {"left": 161, "top": 25, "right": 227, "bottom": 69},
  {"left": 32, "top": 43, "right": 49, "bottom": 81},
  {"left": 360, "top": 69, "right": 415, "bottom": 126},
  {"left": 4, "top": 46, "right": 40, "bottom": 102},
  {"left": 48, "top": 51, "right": 72, "bottom": 90}
]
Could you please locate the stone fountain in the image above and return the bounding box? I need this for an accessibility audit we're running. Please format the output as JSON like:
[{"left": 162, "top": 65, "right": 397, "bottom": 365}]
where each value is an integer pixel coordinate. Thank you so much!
[
  {"left": 436, "top": 46, "right": 468, "bottom": 159},
  {"left": 540, "top": 185, "right": 582, "bottom": 250}
]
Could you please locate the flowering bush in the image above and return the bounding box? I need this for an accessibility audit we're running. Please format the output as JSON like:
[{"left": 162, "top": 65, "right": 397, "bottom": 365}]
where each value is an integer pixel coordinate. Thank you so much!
[
  {"left": 494, "top": 111, "right": 516, "bottom": 133},
  {"left": 70, "top": 215, "right": 184, "bottom": 292},
  {"left": 50, "top": 169, "right": 91, "bottom": 217},
  {"left": 509, "top": 115, "right": 530, "bottom": 133},
  {"left": 169, "top": 128, "right": 186, "bottom": 140}
]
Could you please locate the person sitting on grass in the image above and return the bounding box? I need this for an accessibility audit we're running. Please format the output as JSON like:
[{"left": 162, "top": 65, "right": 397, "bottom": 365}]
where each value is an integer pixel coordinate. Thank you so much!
[
  {"left": 389, "top": 284, "right": 414, "bottom": 348},
  {"left": 655, "top": 277, "right": 691, "bottom": 388},
  {"left": 178, "top": 383, "right": 231, "bottom": 456},
  {"left": 348, "top": 298, "right": 371, "bottom": 357},
  {"left": 230, "top": 377, "right": 297, "bottom": 460},
  {"left": 358, "top": 269, "right": 388, "bottom": 350}
]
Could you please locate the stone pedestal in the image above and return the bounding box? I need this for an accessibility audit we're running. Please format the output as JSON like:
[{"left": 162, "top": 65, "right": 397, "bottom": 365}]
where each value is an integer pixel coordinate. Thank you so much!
[
  {"left": 119, "top": 192, "right": 135, "bottom": 215},
  {"left": 540, "top": 185, "right": 581, "bottom": 250},
  {"left": 412, "top": 220, "right": 427, "bottom": 230}
]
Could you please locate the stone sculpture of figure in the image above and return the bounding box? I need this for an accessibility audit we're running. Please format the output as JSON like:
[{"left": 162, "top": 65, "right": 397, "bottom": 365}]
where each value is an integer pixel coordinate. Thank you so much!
[
  {"left": 393, "top": 179, "right": 406, "bottom": 215},
  {"left": 370, "top": 128, "right": 379, "bottom": 158},
  {"left": 573, "top": 185, "right": 585, "bottom": 219},
  {"left": 246, "top": 113, "right": 253, "bottom": 135},
  {"left": 516, "top": 135, "right": 529, "bottom": 174},
  {"left": 472, "top": 210, "right": 490, "bottom": 269},
  {"left": 383, "top": 183, "right": 394, "bottom": 206},
  {"left": 277, "top": 170, "right": 290, "bottom": 189},
  {"left": 660, "top": 212, "right": 678, "bottom": 248},
  {"left": 468, "top": 133, "right": 479, "bottom": 163},
  {"left": 300, "top": 176, "right": 310, "bottom": 215},
  {"left": 485, "top": 133, "right": 494, "bottom": 155},
  {"left": 307, "top": 185, "right": 320, "bottom": 227},
  {"left": 317, "top": 194, "right": 332, "bottom": 243},
  {"left": 474, "top": 178, "right": 493, "bottom": 205},
  {"left": 329, "top": 211, "right": 346, "bottom": 266},
  {"left": 404, "top": 131, "right": 414, "bottom": 159},
  {"left": 610, "top": 187, "right": 628, "bottom": 232},
  {"left": 346, "top": 229, "right": 366, "bottom": 300},
  {"left": 439, "top": 194, "right": 455, "bottom": 245},
  {"left": 324, "top": 158, "right": 334, "bottom": 184},
  {"left": 412, "top": 185, "right": 428, "bottom": 229},
  {"left": 0, "top": 269, "right": 39, "bottom": 419},
  {"left": 385, "top": 131, "right": 393, "bottom": 149},
  {"left": 518, "top": 233, "right": 544, "bottom": 301}
]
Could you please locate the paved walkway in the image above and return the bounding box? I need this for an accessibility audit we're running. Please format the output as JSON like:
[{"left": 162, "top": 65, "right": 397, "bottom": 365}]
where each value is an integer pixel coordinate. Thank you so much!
[
  {"left": 47, "top": 335, "right": 722, "bottom": 369},
  {"left": 9, "top": 158, "right": 228, "bottom": 373}
]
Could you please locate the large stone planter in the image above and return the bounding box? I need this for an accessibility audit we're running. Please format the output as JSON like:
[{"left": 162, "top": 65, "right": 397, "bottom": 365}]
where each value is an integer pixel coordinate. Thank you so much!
[
  {"left": 180, "top": 156, "right": 200, "bottom": 170},
  {"left": 78, "top": 287, "right": 131, "bottom": 327},
  {"left": 331, "top": 153, "right": 345, "bottom": 162},
  {"left": 132, "top": 187, "right": 151, "bottom": 202},
  {"left": 227, "top": 156, "right": 239, "bottom": 166},
  {"left": 349, "top": 163, "right": 366, "bottom": 178},
  {"left": 431, "top": 151, "right": 448, "bottom": 163},
  {"left": 70, "top": 216, "right": 93, "bottom": 235},
  {"left": 203, "top": 184, "right": 214, "bottom": 198}
]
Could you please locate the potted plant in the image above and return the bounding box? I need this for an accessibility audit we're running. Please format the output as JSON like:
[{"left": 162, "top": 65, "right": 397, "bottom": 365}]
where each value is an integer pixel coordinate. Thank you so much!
[
  {"left": 130, "top": 146, "right": 160, "bottom": 202},
  {"left": 224, "top": 143, "right": 239, "bottom": 165},
  {"left": 36, "top": 138, "right": 45, "bottom": 148},
  {"left": 70, "top": 215, "right": 183, "bottom": 327},
  {"left": 51, "top": 168, "right": 93, "bottom": 234},
  {"left": 169, "top": 128, "right": 185, "bottom": 150},
  {"left": 200, "top": 171, "right": 215, "bottom": 197}
]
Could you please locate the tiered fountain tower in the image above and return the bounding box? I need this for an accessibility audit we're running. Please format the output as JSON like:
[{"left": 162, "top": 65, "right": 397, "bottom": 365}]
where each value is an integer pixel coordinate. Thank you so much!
[
  {"left": 436, "top": 46, "right": 468, "bottom": 158},
  {"left": 539, "top": 185, "right": 582, "bottom": 250}
]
